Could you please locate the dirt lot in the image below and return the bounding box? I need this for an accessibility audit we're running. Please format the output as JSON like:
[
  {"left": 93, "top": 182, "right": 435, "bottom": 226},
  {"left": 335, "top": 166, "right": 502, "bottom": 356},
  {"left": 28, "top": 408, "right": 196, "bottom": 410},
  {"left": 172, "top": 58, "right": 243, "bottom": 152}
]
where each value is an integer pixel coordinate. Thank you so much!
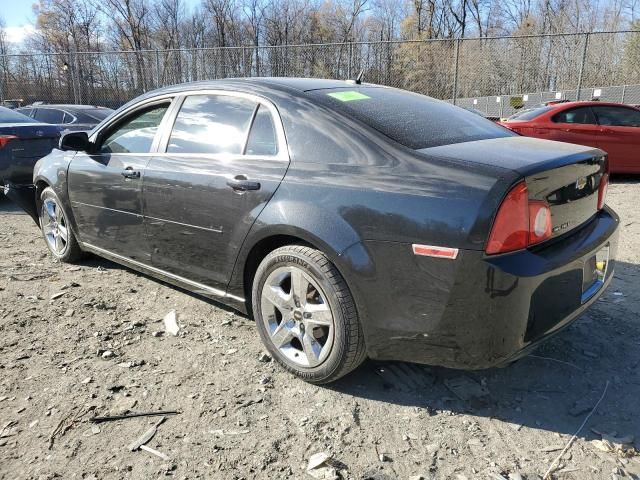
[{"left": 1, "top": 178, "right": 639, "bottom": 480}]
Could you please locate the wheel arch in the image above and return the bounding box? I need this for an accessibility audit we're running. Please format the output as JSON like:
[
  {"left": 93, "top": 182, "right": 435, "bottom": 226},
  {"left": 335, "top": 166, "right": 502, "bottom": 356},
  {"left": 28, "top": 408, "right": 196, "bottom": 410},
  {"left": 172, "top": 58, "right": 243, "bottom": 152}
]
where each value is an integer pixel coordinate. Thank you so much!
[
  {"left": 238, "top": 227, "right": 337, "bottom": 314},
  {"left": 231, "top": 223, "right": 371, "bottom": 319}
]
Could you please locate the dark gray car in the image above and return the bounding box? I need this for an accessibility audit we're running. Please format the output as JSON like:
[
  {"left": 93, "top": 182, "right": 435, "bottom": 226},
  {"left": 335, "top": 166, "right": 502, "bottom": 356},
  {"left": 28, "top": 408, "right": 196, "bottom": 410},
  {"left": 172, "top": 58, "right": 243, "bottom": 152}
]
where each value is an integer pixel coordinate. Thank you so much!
[{"left": 5, "top": 78, "right": 618, "bottom": 384}]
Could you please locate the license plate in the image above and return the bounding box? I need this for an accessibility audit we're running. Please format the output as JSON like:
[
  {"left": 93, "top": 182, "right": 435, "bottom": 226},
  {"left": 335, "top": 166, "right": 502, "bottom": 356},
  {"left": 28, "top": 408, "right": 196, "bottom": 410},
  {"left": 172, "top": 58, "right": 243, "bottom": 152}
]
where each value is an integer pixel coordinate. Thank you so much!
[{"left": 581, "top": 245, "right": 609, "bottom": 303}]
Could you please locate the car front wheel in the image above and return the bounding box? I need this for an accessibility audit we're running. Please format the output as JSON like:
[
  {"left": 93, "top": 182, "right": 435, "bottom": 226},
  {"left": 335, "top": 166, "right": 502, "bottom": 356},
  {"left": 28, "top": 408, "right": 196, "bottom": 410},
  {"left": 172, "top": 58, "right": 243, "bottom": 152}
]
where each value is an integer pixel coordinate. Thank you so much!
[
  {"left": 252, "top": 245, "right": 366, "bottom": 384},
  {"left": 39, "top": 187, "right": 83, "bottom": 262}
]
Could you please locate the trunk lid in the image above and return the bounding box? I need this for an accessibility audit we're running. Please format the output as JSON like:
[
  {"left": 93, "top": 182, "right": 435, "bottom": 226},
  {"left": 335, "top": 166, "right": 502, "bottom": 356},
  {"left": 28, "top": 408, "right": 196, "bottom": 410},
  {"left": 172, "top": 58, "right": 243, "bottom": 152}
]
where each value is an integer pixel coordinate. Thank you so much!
[
  {"left": 418, "top": 136, "right": 607, "bottom": 240},
  {"left": 1, "top": 123, "right": 61, "bottom": 158},
  {"left": 0, "top": 123, "right": 61, "bottom": 184}
]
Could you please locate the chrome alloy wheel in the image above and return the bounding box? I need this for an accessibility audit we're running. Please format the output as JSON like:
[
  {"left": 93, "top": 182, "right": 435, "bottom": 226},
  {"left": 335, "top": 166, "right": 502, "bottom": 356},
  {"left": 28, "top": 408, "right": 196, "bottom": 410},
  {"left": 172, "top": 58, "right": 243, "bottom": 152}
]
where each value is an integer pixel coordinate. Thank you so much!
[
  {"left": 260, "top": 266, "right": 335, "bottom": 368},
  {"left": 41, "top": 198, "right": 69, "bottom": 255}
]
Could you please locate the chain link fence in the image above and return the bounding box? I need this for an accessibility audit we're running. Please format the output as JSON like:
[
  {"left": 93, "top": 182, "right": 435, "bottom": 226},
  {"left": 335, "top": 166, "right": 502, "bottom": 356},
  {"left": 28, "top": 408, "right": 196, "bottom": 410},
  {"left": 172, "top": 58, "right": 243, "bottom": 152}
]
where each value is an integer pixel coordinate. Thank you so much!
[{"left": 0, "top": 31, "right": 638, "bottom": 110}]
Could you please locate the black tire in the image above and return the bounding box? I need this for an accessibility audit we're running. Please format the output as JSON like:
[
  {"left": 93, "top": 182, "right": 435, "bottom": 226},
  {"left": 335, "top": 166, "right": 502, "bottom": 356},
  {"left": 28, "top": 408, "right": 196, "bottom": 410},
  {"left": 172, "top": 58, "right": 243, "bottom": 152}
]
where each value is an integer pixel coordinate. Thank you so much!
[
  {"left": 252, "top": 245, "right": 366, "bottom": 384},
  {"left": 39, "top": 187, "right": 83, "bottom": 263}
]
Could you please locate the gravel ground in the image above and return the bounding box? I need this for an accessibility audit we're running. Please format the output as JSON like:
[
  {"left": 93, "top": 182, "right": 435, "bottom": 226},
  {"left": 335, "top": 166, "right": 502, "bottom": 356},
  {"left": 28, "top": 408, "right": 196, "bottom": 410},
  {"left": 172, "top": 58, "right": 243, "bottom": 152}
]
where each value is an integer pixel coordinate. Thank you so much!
[{"left": 0, "top": 178, "right": 639, "bottom": 480}]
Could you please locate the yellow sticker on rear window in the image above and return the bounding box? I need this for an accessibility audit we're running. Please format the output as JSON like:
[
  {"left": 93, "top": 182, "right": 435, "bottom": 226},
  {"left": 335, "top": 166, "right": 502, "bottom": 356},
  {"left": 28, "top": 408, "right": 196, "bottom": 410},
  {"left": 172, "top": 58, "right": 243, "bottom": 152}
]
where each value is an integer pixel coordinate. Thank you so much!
[{"left": 327, "top": 91, "right": 371, "bottom": 102}]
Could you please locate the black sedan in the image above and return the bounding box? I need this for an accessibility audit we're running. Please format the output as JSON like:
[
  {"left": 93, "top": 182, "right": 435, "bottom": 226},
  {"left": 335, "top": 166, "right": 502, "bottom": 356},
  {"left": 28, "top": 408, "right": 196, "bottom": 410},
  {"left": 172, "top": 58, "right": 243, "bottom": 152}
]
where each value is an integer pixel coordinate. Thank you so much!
[
  {"left": 5, "top": 79, "right": 618, "bottom": 384},
  {"left": 16, "top": 104, "right": 113, "bottom": 131},
  {"left": 0, "top": 106, "right": 61, "bottom": 186}
]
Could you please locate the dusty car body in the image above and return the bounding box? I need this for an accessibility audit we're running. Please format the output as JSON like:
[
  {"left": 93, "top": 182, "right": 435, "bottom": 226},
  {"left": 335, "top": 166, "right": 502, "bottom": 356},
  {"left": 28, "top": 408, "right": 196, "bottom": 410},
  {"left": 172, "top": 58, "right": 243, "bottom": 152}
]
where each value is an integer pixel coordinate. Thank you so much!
[{"left": 6, "top": 78, "right": 619, "bottom": 383}]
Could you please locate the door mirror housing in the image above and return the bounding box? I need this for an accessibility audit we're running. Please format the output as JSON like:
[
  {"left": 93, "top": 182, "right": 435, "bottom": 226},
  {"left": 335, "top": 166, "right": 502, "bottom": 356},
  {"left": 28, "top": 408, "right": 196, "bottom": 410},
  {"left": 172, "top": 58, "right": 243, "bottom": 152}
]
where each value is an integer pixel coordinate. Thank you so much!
[{"left": 59, "top": 131, "right": 92, "bottom": 152}]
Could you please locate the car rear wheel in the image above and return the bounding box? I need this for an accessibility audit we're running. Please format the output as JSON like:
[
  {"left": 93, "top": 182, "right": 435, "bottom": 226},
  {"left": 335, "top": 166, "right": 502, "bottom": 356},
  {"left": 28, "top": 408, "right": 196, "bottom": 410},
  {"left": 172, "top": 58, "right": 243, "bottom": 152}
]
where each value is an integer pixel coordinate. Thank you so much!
[
  {"left": 39, "top": 187, "right": 83, "bottom": 262},
  {"left": 252, "top": 245, "right": 366, "bottom": 384}
]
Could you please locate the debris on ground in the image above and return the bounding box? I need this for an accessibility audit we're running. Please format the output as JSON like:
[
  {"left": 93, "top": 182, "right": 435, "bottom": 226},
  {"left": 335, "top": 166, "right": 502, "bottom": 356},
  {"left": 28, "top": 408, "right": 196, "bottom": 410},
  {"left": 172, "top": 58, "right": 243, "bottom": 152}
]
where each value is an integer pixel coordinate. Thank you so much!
[
  {"left": 163, "top": 310, "right": 180, "bottom": 336},
  {"left": 591, "top": 433, "right": 638, "bottom": 457},
  {"left": 125, "top": 417, "right": 172, "bottom": 461},
  {"left": 306, "top": 452, "right": 345, "bottom": 479},
  {"left": 257, "top": 352, "right": 272, "bottom": 362},
  {"left": 90, "top": 410, "right": 180, "bottom": 423}
]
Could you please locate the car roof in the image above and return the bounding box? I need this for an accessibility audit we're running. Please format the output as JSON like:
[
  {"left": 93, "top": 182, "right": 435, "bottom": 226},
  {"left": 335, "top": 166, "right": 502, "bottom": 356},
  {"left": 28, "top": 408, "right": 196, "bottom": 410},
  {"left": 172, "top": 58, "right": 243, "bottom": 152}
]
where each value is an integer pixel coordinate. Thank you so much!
[
  {"left": 23, "top": 104, "right": 111, "bottom": 110},
  {"left": 147, "top": 77, "right": 381, "bottom": 98},
  {"left": 550, "top": 101, "right": 634, "bottom": 109}
]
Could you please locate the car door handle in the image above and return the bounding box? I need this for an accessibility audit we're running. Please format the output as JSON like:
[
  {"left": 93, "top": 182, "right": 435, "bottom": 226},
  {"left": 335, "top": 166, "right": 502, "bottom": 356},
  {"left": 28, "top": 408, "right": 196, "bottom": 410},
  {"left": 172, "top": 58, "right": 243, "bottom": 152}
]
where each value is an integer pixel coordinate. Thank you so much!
[
  {"left": 226, "top": 175, "right": 261, "bottom": 192},
  {"left": 121, "top": 167, "right": 140, "bottom": 179}
]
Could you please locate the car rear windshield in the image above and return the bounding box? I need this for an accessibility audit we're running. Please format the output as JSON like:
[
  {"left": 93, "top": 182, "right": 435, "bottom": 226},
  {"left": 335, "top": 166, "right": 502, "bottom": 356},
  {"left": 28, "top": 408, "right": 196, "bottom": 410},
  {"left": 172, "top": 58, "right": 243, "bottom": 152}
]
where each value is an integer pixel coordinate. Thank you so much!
[
  {"left": 0, "top": 106, "right": 37, "bottom": 124},
  {"left": 308, "top": 87, "right": 513, "bottom": 149},
  {"left": 79, "top": 108, "right": 113, "bottom": 122},
  {"left": 507, "top": 106, "right": 554, "bottom": 121}
]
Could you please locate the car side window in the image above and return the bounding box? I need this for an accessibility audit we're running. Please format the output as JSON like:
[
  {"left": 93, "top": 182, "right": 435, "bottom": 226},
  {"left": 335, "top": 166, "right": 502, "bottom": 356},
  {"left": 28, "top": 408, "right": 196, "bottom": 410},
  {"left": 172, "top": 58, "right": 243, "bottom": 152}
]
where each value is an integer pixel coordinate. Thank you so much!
[
  {"left": 99, "top": 103, "right": 170, "bottom": 154},
  {"left": 592, "top": 106, "right": 640, "bottom": 127},
  {"left": 34, "top": 108, "right": 65, "bottom": 124},
  {"left": 245, "top": 105, "right": 278, "bottom": 156},
  {"left": 167, "top": 95, "right": 257, "bottom": 155},
  {"left": 18, "top": 108, "right": 34, "bottom": 117},
  {"left": 552, "top": 107, "right": 596, "bottom": 125}
]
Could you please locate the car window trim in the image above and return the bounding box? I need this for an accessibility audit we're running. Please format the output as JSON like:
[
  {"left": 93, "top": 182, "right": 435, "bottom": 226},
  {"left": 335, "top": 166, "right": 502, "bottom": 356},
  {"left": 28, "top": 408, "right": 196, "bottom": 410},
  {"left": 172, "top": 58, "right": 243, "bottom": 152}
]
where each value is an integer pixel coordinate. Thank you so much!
[
  {"left": 90, "top": 97, "right": 176, "bottom": 155},
  {"left": 156, "top": 89, "right": 289, "bottom": 162},
  {"left": 242, "top": 104, "right": 261, "bottom": 155}
]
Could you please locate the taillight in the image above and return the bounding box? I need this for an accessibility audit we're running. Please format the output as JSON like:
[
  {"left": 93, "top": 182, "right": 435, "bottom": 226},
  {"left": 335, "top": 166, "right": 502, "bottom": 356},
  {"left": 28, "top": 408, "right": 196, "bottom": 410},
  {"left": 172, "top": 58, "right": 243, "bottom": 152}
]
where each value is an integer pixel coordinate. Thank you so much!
[
  {"left": 486, "top": 181, "right": 553, "bottom": 255},
  {"left": 0, "top": 135, "right": 17, "bottom": 149},
  {"left": 597, "top": 173, "right": 609, "bottom": 210},
  {"left": 529, "top": 201, "right": 552, "bottom": 245}
]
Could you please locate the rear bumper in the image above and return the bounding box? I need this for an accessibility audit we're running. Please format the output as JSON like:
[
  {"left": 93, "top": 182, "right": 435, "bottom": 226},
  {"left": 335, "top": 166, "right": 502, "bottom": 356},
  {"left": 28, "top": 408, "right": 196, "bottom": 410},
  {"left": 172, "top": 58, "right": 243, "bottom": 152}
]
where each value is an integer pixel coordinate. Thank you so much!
[{"left": 353, "top": 206, "right": 619, "bottom": 369}]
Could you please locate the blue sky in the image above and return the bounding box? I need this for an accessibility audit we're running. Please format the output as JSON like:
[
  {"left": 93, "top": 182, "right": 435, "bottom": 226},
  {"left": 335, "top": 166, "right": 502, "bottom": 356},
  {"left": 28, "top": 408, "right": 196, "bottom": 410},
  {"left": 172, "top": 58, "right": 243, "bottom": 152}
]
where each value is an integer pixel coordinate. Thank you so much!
[
  {"left": 1, "top": 1, "right": 35, "bottom": 28},
  {"left": 1, "top": 0, "right": 201, "bottom": 42},
  {"left": 1, "top": 0, "right": 204, "bottom": 26}
]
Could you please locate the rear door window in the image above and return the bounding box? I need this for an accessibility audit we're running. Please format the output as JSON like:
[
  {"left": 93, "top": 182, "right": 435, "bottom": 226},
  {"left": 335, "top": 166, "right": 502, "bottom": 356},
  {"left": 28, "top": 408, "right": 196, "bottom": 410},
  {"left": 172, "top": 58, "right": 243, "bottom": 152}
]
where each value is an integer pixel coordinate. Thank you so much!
[
  {"left": 310, "top": 87, "right": 513, "bottom": 149},
  {"left": 167, "top": 95, "right": 257, "bottom": 154},
  {"left": 552, "top": 107, "right": 596, "bottom": 124},
  {"left": 245, "top": 105, "right": 278, "bottom": 156},
  {"left": 34, "top": 108, "right": 65, "bottom": 124},
  {"left": 592, "top": 106, "right": 640, "bottom": 127}
]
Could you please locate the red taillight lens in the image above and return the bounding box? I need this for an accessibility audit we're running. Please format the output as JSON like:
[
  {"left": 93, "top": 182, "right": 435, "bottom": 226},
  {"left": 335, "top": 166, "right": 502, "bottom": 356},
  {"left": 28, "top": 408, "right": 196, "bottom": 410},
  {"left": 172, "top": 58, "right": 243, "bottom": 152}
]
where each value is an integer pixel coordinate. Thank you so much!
[
  {"left": 0, "top": 135, "right": 17, "bottom": 149},
  {"left": 486, "top": 181, "right": 553, "bottom": 255},
  {"left": 486, "top": 182, "right": 529, "bottom": 254},
  {"left": 597, "top": 173, "right": 609, "bottom": 210}
]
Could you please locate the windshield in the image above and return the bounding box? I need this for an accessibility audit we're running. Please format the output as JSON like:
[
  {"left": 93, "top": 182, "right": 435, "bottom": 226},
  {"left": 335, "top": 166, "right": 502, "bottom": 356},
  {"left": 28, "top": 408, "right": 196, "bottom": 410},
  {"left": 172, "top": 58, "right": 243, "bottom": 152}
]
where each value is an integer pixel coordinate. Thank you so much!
[
  {"left": 0, "top": 106, "right": 37, "bottom": 124},
  {"left": 309, "top": 87, "right": 513, "bottom": 149}
]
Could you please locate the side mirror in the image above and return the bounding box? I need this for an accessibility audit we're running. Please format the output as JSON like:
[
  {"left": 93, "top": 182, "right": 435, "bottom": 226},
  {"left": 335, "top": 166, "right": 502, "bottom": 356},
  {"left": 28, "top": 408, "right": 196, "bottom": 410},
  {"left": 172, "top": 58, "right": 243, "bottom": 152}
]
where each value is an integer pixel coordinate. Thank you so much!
[{"left": 59, "top": 131, "right": 92, "bottom": 152}]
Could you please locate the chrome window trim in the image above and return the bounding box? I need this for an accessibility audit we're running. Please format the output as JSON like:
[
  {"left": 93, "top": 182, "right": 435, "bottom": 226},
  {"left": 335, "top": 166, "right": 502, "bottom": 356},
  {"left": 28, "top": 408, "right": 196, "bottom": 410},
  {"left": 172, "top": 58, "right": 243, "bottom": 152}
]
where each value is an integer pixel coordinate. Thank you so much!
[
  {"left": 119, "top": 89, "right": 289, "bottom": 162},
  {"left": 89, "top": 94, "right": 177, "bottom": 146},
  {"left": 89, "top": 89, "right": 289, "bottom": 162}
]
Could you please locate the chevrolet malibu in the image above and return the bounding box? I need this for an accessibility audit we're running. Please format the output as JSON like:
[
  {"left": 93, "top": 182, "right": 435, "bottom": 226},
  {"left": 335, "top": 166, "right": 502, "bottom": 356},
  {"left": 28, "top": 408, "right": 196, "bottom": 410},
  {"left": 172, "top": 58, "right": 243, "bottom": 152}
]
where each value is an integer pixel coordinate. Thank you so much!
[{"left": 5, "top": 78, "right": 619, "bottom": 384}]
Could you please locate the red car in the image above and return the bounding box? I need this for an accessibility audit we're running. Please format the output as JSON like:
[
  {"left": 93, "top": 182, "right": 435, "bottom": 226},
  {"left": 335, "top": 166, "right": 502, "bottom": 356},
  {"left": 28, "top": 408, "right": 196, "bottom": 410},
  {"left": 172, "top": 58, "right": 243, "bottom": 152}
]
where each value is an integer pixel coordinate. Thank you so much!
[{"left": 501, "top": 101, "right": 640, "bottom": 173}]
